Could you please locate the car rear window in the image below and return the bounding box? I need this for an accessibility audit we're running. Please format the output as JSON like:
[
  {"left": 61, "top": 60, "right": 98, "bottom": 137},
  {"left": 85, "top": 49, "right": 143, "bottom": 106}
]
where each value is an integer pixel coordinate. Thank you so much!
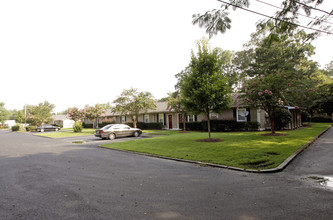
[{"left": 102, "top": 124, "right": 114, "bottom": 129}]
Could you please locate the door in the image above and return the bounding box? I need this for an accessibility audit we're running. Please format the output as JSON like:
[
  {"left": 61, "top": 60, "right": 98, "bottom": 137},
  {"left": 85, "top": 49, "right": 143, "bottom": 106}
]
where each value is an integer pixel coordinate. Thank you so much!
[{"left": 168, "top": 115, "right": 173, "bottom": 129}]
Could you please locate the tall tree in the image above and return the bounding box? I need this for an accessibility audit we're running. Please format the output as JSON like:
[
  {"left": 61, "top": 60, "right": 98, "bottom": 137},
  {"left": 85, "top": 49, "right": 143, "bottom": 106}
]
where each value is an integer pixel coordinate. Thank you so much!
[
  {"left": 113, "top": 88, "right": 156, "bottom": 128},
  {"left": 324, "top": 60, "right": 333, "bottom": 76},
  {"left": 67, "top": 107, "right": 85, "bottom": 122},
  {"left": 15, "top": 110, "right": 25, "bottom": 123},
  {"left": 26, "top": 101, "right": 55, "bottom": 126},
  {"left": 240, "top": 27, "right": 317, "bottom": 133},
  {"left": 312, "top": 78, "right": 333, "bottom": 117},
  {"left": 179, "top": 38, "right": 231, "bottom": 140},
  {"left": 84, "top": 104, "right": 105, "bottom": 129},
  {"left": 0, "top": 102, "right": 10, "bottom": 125}
]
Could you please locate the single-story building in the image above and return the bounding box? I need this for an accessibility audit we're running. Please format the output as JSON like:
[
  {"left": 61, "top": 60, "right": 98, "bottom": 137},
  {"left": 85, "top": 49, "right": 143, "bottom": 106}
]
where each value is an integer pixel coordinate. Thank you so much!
[
  {"left": 84, "top": 101, "right": 302, "bottom": 131},
  {"left": 51, "top": 115, "right": 75, "bottom": 128},
  {"left": 0, "top": 120, "right": 16, "bottom": 128}
]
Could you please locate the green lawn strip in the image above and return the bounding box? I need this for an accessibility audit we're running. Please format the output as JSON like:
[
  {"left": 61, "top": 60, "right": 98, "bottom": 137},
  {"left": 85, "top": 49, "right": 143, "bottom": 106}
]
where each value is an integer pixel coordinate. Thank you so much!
[
  {"left": 101, "top": 123, "right": 331, "bottom": 170},
  {"left": 34, "top": 128, "right": 95, "bottom": 138}
]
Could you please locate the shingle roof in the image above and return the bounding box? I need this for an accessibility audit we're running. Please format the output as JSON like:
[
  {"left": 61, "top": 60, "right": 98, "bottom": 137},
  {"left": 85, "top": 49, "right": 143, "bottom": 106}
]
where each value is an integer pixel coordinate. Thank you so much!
[{"left": 102, "top": 102, "right": 173, "bottom": 117}]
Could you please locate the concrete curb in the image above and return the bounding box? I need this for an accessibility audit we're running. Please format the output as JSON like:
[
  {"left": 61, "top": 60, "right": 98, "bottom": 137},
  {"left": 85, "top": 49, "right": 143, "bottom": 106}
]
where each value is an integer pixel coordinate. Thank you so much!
[{"left": 98, "top": 126, "right": 332, "bottom": 173}]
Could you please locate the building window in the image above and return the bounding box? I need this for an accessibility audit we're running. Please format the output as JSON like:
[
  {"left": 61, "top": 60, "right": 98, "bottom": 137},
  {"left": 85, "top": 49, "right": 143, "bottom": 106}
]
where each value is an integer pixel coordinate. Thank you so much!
[
  {"left": 158, "top": 114, "right": 164, "bottom": 124},
  {"left": 187, "top": 115, "right": 197, "bottom": 122},
  {"left": 237, "top": 108, "right": 248, "bottom": 122},
  {"left": 144, "top": 115, "right": 149, "bottom": 123}
]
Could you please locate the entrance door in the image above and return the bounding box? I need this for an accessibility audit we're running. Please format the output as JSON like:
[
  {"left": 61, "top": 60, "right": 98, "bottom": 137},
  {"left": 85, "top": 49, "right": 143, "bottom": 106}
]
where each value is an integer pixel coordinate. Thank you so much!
[{"left": 168, "top": 115, "right": 173, "bottom": 129}]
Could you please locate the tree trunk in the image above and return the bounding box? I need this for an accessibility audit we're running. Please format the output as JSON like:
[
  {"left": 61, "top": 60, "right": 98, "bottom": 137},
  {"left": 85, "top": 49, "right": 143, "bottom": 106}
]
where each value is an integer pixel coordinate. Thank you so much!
[
  {"left": 270, "top": 117, "right": 275, "bottom": 134},
  {"left": 182, "top": 113, "right": 186, "bottom": 131},
  {"left": 92, "top": 119, "right": 95, "bottom": 129},
  {"left": 207, "top": 111, "right": 211, "bottom": 139},
  {"left": 133, "top": 115, "right": 138, "bottom": 128}
]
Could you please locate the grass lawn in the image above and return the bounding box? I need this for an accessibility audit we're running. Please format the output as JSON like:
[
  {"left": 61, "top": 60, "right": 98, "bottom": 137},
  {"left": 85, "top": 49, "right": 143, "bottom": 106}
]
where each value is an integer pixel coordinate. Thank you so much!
[
  {"left": 35, "top": 128, "right": 96, "bottom": 138},
  {"left": 101, "top": 123, "right": 331, "bottom": 170}
]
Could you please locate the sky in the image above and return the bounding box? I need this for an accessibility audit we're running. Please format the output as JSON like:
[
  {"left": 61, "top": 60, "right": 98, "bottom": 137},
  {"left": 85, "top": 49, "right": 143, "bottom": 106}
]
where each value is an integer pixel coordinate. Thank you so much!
[{"left": 1, "top": 0, "right": 332, "bottom": 113}]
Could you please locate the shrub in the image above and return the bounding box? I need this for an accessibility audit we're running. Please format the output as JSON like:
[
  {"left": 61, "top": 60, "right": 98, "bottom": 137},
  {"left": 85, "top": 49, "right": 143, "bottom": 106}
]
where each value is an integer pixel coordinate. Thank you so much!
[
  {"left": 311, "top": 116, "right": 333, "bottom": 123},
  {"left": 82, "top": 123, "right": 93, "bottom": 128},
  {"left": 274, "top": 108, "right": 292, "bottom": 130},
  {"left": 26, "top": 126, "right": 36, "bottom": 132},
  {"left": 245, "top": 121, "right": 260, "bottom": 131},
  {"left": 179, "top": 122, "right": 203, "bottom": 131},
  {"left": 73, "top": 121, "right": 83, "bottom": 132},
  {"left": 179, "top": 120, "right": 260, "bottom": 131},
  {"left": 301, "top": 111, "right": 311, "bottom": 122},
  {"left": 130, "top": 122, "right": 163, "bottom": 130},
  {"left": 12, "top": 124, "right": 25, "bottom": 132}
]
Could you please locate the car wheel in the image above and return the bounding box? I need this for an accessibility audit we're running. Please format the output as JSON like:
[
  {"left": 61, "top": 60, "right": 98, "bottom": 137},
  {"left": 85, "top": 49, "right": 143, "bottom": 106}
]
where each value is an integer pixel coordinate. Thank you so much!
[
  {"left": 40, "top": 128, "right": 44, "bottom": 132},
  {"left": 109, "top": 133, "right": 116, "bottom": 140},
  {"left": 134, "top": 131, "right": 139, "bottom": 137},
  {"left": 55, "top": 128, "right": 58, "bottom": 131}
]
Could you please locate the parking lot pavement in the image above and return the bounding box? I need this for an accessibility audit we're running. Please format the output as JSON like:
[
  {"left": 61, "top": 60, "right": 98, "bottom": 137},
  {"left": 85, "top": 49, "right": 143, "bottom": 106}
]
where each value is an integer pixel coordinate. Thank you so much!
[
  {"left": 51, "top": 134, "right": 151, "bottom": 146},
  {"left": 1, "top": 129, "right": 333, "bottom": 219}
]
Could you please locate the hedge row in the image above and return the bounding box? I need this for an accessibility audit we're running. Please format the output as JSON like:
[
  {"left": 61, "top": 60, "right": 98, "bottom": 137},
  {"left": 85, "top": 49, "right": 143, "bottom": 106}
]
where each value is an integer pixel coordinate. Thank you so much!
[
  {"left": 83, "top": 122, "right": 163, "bottom": 130},
  {"left": 179, "top": 120, "right": 260, "bottom": 131},
  {"left": 11, "top": 124, "right": 25, "bottom": 132},
  {"left": 311, "top": 116, "right": 333, "bottom": 123},
  {"left": 26, "top": 126, "right": 36, "bottom": 132},
  {"left": 301, "top": 113, "right": 333, "bottom": 123},
  {"left": 83, "top": 122, "right": 116, "bottom": 128},
  {"left": 125, "top": 122, "right": 163, "bottom": 130}
]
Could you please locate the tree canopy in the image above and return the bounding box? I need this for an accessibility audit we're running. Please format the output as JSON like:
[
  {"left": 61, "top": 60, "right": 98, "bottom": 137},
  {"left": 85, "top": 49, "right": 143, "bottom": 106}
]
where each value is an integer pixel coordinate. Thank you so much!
[
  {"left": 84, "top": 104, "right": 106, "bottom": 129},
  {"left": 26, "top": 101, "right": 55, "bottom": 126},
  {"left": 238, "top": 26, "right": 322, "bottom": 132},
  {"left": 67, "top": 107, "right": 85, "bottom": 122},
  {"left": 0, "top": 102, "right": 10, "bottom": 125},
  {"left": 113, "top": 88, "right": 156, "bottom": 128},
  {"left": 193, "top": 0, "right": 332, "bottom": 38},
  {"left": 179, "top": 38, "right": 231, "bottom": 139}
]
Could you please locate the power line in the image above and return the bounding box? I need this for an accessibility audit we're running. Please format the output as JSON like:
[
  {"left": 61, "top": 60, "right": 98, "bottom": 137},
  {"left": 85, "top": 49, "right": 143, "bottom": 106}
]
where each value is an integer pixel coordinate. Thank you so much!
[
  {"left": 255, "top": 0, "right": 333, "bottom": 25},
  {"left": 216, "top": 0, "right": 333, "bottom": 35},
  {"left": 294, "top": 1, "right": 333, "bottom": 16}
]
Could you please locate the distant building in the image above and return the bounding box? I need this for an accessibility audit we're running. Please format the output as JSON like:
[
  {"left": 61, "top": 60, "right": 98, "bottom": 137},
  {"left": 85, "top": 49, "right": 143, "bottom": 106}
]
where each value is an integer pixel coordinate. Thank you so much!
[{"left": 51, "top": 115, "right": 75, "bottom": 128}]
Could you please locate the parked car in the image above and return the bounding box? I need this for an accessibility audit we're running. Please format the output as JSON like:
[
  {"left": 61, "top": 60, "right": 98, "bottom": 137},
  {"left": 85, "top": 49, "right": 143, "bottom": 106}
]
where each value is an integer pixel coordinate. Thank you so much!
[
  {"left": 35, "top": 125, "right": 61, "bottom": 132},
  {"left": 95, "top": 124, "right": 142, "bottom": 140}
]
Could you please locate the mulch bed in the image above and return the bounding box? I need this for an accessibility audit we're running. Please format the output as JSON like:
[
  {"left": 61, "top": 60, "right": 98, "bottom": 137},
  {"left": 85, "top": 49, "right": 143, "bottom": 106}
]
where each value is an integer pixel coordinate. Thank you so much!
[
  {"left": 195, "top": 138, "right": 223, "bottom": 142},
  {"left": 260, "top": 133, "right": 288, "bottom": 136}
]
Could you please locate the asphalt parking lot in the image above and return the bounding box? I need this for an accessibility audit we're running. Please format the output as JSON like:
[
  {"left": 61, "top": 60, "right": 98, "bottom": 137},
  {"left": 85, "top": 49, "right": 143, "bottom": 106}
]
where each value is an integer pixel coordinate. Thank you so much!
[{"left": 0, "top": 128, "right": 332, "bottom": 219}]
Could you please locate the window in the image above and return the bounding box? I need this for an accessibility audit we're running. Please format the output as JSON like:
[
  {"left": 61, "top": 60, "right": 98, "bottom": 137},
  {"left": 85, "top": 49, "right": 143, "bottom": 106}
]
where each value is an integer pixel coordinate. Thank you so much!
[
  {"left": 187, "top": 115, "right": 197, "bottom": 122},
  {"left": 237, "top": 108, "right": 248, "bottom": 122},
  {"left": 144, "top": 115, "right": 149, "bottom": 123},
  {"left": 158, "top": 114, "right": 164, "bottom": 124}
]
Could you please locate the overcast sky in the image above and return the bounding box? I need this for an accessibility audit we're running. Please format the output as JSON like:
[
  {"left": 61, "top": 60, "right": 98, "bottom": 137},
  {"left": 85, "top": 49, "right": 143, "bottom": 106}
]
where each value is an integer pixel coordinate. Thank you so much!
[{"left": 1, "top": 0, "right": 332, "bottom": 113}]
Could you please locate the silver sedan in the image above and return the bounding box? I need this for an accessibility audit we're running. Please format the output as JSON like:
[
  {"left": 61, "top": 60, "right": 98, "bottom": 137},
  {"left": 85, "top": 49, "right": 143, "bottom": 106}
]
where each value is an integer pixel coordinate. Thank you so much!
[{"left": 95, "top": 124, "right": 142, "bottom": 140}]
